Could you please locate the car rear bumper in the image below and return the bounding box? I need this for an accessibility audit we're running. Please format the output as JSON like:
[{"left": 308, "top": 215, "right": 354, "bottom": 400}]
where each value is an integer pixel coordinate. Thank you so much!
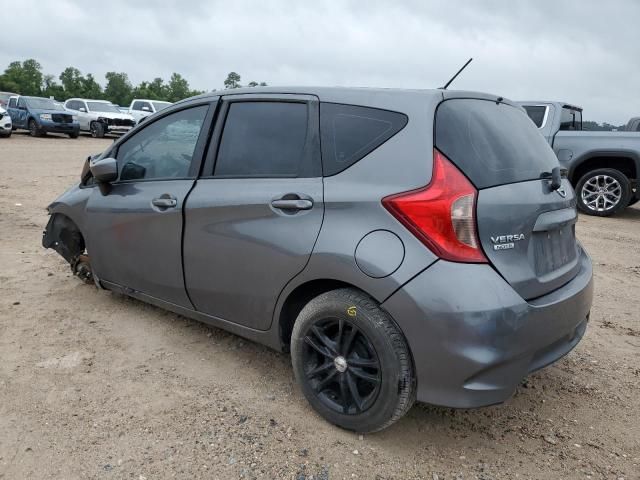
[{"left": 382, "top": 245, "right": 593, "bottom": 408}]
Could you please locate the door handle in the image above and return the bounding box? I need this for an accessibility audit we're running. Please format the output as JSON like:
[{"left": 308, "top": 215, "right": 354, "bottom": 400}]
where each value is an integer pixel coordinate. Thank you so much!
[
  {"left": 271, "top": 199, "right": 313, "bottom": 210},
  {"left": 152, "top": 196, "right": 178, "bottom": 208},
  {"left": 271, "top": 196, "right": 313, "bottom": 211}
]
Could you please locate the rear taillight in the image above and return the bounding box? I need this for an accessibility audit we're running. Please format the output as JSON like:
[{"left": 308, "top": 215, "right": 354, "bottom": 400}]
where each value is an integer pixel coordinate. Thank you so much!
[{"left": 382, "top": 148, "right": 487, "bottom": 263}]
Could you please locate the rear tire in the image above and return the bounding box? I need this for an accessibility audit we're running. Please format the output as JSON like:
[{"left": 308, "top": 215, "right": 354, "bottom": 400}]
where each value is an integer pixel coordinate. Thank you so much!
[
  {"left": 28, "top": 119, "right": 41, "bottom": 137},
  {"left": 291, "top": 288, "right": 415, "bottom": 433},
  {"left": 575, "top": 168, "right": 631, "bottom": 216},
  {"left": 628, "top": 197, "right": 639, "bottom": 207},
  {"left": 90, "top": 121, "right": 105, "bottom": 138}
]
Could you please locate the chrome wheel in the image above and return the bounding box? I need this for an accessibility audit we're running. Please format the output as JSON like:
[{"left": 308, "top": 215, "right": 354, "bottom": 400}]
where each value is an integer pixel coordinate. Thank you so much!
[
  {"left": 581, "top": 174, "right": 622, "bottom": 212},
  {"left": 302, "top": 318, "right": 381, "bottom": 415}
]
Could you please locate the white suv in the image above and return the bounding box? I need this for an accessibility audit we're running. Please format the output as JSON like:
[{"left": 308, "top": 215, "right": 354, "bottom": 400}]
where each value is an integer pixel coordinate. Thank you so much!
[
  {"left": 128, "top": 99, "right": 172, "bottom": 123},
  {"left": 64, "top": 98, "right": 135, "bottom": 138}
]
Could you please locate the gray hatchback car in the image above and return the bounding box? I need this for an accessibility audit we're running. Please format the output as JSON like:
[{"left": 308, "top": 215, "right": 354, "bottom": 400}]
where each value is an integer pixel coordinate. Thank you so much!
[{"left": 44, "top": 87, "right": 594, "bottom": 432}]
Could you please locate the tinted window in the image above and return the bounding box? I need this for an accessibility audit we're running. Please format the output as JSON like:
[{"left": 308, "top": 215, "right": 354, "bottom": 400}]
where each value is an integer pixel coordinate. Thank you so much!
[
  {"left": 522, "top": 105, "right": 547, "bottom": 128},
  {"left": 215, "top": 102, "right": 309, "bottom": 177},
  {"left": 560, "top": 107, "right": 582, "bottom": 131},
  {"left": 17, "top": 97, "right": 26, "bottom": 108},
  {"left": 320, "top": 103, "right": 407, "bottom": 176},
  {"left": 116, "top": 105, "right": 208, "bottom": 181},
  {"left": 435, "top": 99, "right": 559, "bottom": 189},
  {"left": 132, "top": 101, "right": 144, "bottom": 111},
  {"left": 8, "top": 97, "right": 17, "bottom": 108}
]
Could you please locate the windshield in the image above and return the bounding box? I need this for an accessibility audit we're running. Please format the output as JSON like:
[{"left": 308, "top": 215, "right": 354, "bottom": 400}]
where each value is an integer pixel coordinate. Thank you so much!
[
  {"left": 25, "top": 97, "right": 65, "bottom": 110},
  {"left": 152, "top": 101, "right": 171, "bottom": 112},
  {"left": 87, "top": 101, "right": 121, "bottom": 113}
]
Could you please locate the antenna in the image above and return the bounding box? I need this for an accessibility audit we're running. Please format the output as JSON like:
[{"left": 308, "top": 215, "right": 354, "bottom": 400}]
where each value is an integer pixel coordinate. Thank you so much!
[{"left": 440, "top": 58, "right": 473, "bottom": 90}]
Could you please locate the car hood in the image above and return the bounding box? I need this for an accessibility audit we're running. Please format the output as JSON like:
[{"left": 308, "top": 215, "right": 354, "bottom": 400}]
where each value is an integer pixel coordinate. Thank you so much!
[
  {"left": 31, "top": 108, "right": 74, "bottom": 115},
  {"left": 0, "top": 106, "right": 7, "bottom": 115}
]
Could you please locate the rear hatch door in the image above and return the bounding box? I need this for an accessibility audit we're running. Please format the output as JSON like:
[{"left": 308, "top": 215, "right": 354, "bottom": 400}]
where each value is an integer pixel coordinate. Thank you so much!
[{"left": 435, "top": 95, "right": 580, "bottom": 300}]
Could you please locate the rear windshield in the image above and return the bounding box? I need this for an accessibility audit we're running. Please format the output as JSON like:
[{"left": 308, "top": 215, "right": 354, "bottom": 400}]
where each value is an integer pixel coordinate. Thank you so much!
[{"left": 435, "top": 99, "right": 559, "bottom": 189}]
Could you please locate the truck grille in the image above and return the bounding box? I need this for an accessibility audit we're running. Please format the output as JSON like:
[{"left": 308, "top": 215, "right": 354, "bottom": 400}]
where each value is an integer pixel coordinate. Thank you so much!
[{"left": 52, "top": 114, "right": 73, "bottom": 123}]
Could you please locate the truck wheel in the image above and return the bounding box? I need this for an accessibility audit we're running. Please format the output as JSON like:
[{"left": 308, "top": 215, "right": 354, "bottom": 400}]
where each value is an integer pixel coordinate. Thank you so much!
[
  {"left": 90, "top": 121, "right": 105, "bottom": 138},
  {"left": 628, "top": 198, "right": 639, "bottom": 207},
  {"left": 576, "top": 168, "right": 631, "bottom": 216},
  {"left": 68, "top": 131, "right": 79, "bottom": 139},
  {"left": 28, "top": 119, "right": 41, "bottom": 137},
  {"left": 290, "top": 288, "right": 416, "bottom": 433}
]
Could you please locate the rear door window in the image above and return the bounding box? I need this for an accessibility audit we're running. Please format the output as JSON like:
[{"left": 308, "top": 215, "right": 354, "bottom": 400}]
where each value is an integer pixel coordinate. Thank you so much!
[
  {"left": 320, "top": 103, "right": 407, "bottom": 176},
  {"left": 435, "top": 99, "right": 559, "bottom": 189},
  {"left": 8, "top": 97, "right": 17, "bottom": 108},
  {"left": 214, "top": 101, "right": 314, "bottom": 177},
  {"left": 559, "top": 107, "right": 582, "bottom": 131}
]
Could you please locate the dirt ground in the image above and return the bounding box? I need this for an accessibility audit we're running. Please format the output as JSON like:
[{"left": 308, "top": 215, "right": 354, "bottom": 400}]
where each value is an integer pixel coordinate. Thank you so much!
[{"left": 0, "top": 133, "right": 638, "bottom": 480}]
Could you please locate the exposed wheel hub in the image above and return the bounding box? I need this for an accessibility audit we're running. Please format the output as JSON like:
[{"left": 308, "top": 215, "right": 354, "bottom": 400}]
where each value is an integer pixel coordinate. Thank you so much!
[{"left": 333, "top": 355, "right": 348, "bottom": 372}]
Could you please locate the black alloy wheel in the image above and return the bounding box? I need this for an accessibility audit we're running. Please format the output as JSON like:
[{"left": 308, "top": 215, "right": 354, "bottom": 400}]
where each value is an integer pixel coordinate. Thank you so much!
[{"left": 302, "top": 317, "right": 381, "bottom": 415}]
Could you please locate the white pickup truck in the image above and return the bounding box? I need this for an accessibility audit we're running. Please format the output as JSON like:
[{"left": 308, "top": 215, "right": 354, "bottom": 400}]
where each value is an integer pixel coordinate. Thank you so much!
[{"left": 127, "top": 99, "right": 172, "bottom": 123}]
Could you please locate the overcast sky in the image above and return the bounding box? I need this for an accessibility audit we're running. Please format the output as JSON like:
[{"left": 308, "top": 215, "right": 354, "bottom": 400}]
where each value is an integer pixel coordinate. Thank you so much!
[{"left": 1, "top": 0, "right": 639, "bottom": 123}]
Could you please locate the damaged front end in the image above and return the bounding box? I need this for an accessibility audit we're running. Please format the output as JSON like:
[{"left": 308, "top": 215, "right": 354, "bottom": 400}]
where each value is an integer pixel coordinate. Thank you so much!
[{"left": 43, "top": 214, "right": 94, "bottom": 284}]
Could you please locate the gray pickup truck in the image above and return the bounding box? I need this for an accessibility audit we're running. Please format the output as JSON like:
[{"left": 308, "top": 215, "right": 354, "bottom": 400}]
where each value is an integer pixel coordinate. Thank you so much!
[{"left": 518, "top": 101, "right": 640, "bottom": 216}]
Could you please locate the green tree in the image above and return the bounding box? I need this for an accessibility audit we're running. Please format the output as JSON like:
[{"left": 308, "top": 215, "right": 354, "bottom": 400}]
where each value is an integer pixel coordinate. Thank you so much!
[
  {"left": 0, "top": 59, "right": 43, "bottom": 95},
  {"left": 59, "top": 67, "right": 85, "bottom": 98},
  {"left": 104, "top": 72, "right": 133, "bottom": 106},
  {"left": 133, "top": 77, "right": 169, "bottom": 100},
  {"left": 167, "top": 72, "right": 190, "bottom": 102},
  {"left": 42, "top": 74, "right": 65, "bottom": 99},
  {"left": 81, "top": 73, "right": 102, "bottom": 99},
  {"left": 224, "top": 71, "right": 241, "bottom": 89}
]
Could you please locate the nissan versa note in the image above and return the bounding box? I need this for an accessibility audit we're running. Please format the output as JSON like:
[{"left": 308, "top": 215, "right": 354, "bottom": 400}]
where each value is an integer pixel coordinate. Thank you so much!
[{"left": 43, "top": 87, "right": 593, "bottom": 433}]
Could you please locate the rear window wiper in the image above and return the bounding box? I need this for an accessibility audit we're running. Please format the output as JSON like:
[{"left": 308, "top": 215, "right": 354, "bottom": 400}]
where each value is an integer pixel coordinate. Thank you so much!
[{"left": 540, "top": 167, "right": 568, "bottom": 191}]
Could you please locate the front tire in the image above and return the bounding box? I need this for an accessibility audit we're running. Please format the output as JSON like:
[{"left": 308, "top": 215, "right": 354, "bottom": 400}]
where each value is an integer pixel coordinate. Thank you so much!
[
  {"left": 68, "top": 131, "right": 79, "bottom": 139},
  {"left": 576, "top": 168, "right": 631, "bottom": 216},
  {"left": 90, "top": 121, "right": 105, "bottom": 138},
  {"left": 291, "top": 288, "right": 415, "bottom": 433},
  {"left": 28, "top": 119, "right": 41, "bottom": 137}
]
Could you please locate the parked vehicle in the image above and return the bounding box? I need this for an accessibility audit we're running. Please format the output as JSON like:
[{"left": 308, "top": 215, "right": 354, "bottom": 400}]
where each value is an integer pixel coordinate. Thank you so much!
[
  {"left": 6, "top": 95, "right": 79, "bottom": 138},
  {"left": 44, "top": 88, "right": 593, "bottom": 432},
  {"left": 128, "top": 99, "right": 172, "bottom": 123},
  {"left": 0, "top": 105, "right": 12, "bottom": 137},
  {"left": 64, "top": 98, "right": 135, "bottom": 138},
  {"left": 519, "top": 101, "right": 640, "bottom": 215},
  {"left": 117, "top": 105, "right": 129, "bottom": 114},
  {"left": 0, "top": 91, "right": 18, "bottom": 108},
  {"left": 623, "top": 117, "right": 640, "bottom": 132}
]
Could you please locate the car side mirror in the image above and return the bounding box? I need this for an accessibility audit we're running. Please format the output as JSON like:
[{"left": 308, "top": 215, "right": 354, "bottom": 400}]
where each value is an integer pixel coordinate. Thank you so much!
[
  {"left": 141, "top": 106, "right": 151, "bottom": 112},
  {"left": 90, "top": 157, "right": 118, "bottom": 183}
]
